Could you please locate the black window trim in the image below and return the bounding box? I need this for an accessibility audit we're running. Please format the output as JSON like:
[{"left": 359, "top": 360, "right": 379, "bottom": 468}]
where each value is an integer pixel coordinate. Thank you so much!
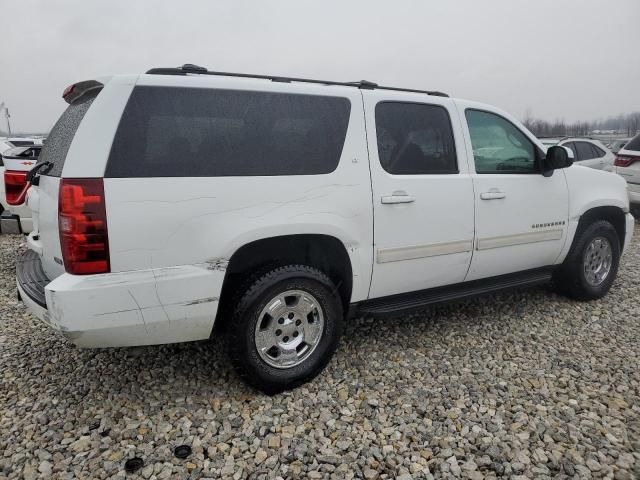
[
  {"left": 465, "top": 108, "right": 545, "bottom": 175},
  {"left": 374, "top": 100, "right": 460, "bottom": 176}
]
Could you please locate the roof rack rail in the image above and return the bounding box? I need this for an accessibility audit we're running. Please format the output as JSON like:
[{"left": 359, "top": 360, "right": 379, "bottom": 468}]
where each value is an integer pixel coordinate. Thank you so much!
[{"left": 145, "top": 64, "right": 449, "bottom": 98}]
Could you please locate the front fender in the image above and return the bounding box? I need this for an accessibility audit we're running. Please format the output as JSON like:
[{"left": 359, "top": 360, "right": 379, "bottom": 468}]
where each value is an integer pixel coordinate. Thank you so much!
[
  {"left": 555, "top": 166, "right": 630, "bottom": 264},
  {"left": 565, "top": 166, "right": 629, "bottom": 219}
]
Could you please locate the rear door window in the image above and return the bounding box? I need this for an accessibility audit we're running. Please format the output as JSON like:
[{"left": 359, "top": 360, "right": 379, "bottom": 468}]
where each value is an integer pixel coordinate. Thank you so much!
[
  {"left": 106, "top": 87, "right": 351, "bottom": 177},
  {"left": 374, "top": 102, "right": 458, "bottom": 175},
  {"left": 575, "top": 141, "right": 596, "bottom": 161}
]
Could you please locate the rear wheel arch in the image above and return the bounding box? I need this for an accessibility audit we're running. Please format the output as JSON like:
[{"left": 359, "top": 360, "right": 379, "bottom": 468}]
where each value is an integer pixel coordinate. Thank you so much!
[{"left": 215, "top": 234, "right": 353, "bottom": 331}]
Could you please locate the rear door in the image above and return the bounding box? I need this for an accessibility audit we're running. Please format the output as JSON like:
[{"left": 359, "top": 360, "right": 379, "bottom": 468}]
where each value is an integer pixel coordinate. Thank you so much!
[{"left": 365, "top": 91, "right": 475, "bottom": 298}]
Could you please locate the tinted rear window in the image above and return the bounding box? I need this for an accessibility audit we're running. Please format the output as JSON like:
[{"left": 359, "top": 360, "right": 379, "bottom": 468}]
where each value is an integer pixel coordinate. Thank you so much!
[
  {"left": 375, "top": 102, "right": 458, "bottom": 174},
  {"left": 624, "top": 134, "right": 640, "bottom": 152},
  {"left": 36, "top": 92, "right": 98, "bottom": 177},
  {"left": 106, "top": 86, "right": 351, "bottom": 177}
]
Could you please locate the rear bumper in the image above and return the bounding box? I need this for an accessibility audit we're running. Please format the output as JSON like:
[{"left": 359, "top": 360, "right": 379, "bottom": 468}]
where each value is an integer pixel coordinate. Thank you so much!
[{"left": 16, "top": 250, "right": 225, "bottom": 348}]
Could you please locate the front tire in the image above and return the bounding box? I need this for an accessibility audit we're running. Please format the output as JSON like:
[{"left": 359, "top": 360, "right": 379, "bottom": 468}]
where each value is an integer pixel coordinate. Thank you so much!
[
  {"left": 554, "top": 220, "right": 620, "bottom": 300},
  {"left": 227, "top": 265, "right": 343, "bottom": 394}
]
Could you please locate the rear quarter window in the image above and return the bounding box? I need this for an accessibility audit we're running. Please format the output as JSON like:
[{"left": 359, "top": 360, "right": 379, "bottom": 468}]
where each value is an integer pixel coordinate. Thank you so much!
[
  {"left": 106, "top": 86, "right": 351, "bottom": 177},
  {"left": 36, "top": 92, "right": 98, "bottom": 177}
]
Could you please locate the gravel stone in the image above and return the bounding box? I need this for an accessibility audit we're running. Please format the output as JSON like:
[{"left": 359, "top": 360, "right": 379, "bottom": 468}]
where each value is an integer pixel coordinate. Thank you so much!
[{"left": 1, "top": 223, "right": 640, "bottom": 478}]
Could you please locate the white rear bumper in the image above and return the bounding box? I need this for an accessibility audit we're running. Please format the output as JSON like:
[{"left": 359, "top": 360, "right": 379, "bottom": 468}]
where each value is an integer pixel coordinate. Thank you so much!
[{"left": 19, "top": 255, "right": 226, "bottom": 347}]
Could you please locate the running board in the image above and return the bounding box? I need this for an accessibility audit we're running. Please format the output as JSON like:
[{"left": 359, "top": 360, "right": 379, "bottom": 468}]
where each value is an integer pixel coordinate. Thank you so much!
[{"left": 355, "top": 267, "right": 554, "bottom": 315}]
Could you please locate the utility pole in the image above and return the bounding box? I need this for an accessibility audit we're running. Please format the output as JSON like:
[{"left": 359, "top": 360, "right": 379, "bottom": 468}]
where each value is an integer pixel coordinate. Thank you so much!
[{"left": 0, "top": 102, "right": 11, "bottom": 135}]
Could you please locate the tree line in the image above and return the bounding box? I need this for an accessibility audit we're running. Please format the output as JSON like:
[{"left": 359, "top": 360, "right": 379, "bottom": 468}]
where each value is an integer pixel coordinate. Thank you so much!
[{"left": 523, "top": 110, "right": 640, "bottom": 138}]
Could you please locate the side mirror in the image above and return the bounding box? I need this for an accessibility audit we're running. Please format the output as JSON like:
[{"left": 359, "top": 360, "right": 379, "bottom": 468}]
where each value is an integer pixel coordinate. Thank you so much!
[{"left": 543, "top": 145, "right": 573, "bottom": 176}]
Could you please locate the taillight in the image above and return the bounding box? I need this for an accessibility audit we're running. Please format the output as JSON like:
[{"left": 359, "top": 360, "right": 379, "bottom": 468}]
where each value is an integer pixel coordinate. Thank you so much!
[
  {"left": 58, "top": 178, "right": 110, "bottom": 275},
  {"left": 4, "top": 170, "right": 29, "bottom": 205},
  {"left": 614, "top": 155, "right": 639, "bottom": 167}
]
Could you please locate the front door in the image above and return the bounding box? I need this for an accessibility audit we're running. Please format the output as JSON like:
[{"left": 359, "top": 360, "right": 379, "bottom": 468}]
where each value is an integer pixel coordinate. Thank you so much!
[
  {"left": 458, "top": 104, "right": 570, "bottom": 281},
  {"left": 365, "top": 92, "right": 475, "bottom": 298}
]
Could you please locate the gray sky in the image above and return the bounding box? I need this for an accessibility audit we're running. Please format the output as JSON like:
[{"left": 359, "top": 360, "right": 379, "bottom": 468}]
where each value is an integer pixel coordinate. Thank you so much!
[{"left": 2, "top": 0, "right": 639, "bottom": 133}]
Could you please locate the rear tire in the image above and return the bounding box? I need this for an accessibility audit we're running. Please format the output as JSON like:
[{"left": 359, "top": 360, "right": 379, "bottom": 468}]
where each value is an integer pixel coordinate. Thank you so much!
[
  {"left": 553, "top": 220, "right": 620, "bottom": 300},
  {"left": 227, "top": 265, "right": 343, "bottom": 394}
]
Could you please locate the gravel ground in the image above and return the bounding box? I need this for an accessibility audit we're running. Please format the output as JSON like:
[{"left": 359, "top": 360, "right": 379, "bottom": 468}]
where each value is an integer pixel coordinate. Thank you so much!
[{"left": 1, "top": 226, "right": 639, "bottom": 480}]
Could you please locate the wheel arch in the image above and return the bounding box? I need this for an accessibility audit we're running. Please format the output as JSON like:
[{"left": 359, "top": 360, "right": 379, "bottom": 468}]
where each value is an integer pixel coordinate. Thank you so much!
[
  {"left": 214, "top": 233, "right": 355, "bottom": 331},
  {"left": 576, "top": 206, "right": 626, "bottom": 250}
]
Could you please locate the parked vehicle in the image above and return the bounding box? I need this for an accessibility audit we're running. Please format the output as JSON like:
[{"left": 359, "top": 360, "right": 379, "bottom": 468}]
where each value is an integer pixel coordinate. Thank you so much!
[
  {"left": 1, "top": 144, "right": 41, "bottom": 233},
  {"left": 539, "top": 137, "right": 615, "bottom": 171},
  {"left": 615, "top": 133, "right": 640, "bottom": 216},
  {"left": 1, "top": 138, "right": 39, "bottom": 229},
  {"left": 17, "top": 65, "right": 634, "bottom": 393},
  {"left": 608, "top": 138, "right": 631, "bottom": 154}
]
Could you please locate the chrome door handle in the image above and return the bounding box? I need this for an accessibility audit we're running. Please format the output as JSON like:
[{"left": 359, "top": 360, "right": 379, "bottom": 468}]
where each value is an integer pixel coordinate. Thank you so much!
[
  {"left": 480, "top": 191, "right": 506, "bottom": 200},
  {"left": 381, "top": 194, "right": 415, "bottom": 204}
]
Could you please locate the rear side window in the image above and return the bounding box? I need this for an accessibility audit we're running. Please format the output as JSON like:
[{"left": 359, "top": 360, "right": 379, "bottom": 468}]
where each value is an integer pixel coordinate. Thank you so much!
[
  {"left": 106, "top": 87, "right": 351, "bottom": 177},
  {"left": 591, "top": 144, "right": 606, "bottom": 158},
  {"left": 375, "top": 102, "right": 457, "bottom": 174},
  {"left": 624, "top": 134, "right": 640, "bottom": 152},
  {"left": 36, "top": 92, "right": 98, "bottom": 177},
  {"left": 575, "top": 141, "right": 597, "bottom": 161}
]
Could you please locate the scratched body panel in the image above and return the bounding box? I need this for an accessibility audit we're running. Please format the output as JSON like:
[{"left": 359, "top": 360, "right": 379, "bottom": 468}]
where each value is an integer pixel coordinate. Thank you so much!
[{"left": 42, "top": 264, "right": 223, "bottom": 347}]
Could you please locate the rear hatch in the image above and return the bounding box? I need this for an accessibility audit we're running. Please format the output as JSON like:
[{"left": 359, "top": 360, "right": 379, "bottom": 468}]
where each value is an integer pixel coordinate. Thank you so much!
[{"left": 28, "top": 83, "right": 102, "bottom": 280}]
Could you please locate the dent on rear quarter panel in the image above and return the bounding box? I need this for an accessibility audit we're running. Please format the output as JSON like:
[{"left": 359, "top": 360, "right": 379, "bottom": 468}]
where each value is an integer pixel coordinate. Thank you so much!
[{"left": 44, "top": 264, "right": 225, "bottom": 347}]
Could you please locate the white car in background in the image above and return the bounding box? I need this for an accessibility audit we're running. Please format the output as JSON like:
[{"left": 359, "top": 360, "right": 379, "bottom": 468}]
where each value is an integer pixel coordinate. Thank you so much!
[
  {"left": 540, "top": 137, "right": 615, "bottom": 171},
  {"left": 615, "top": 133, "right": 640, "bottom": 216},
  {"left": 1, "top": 138, "right": 40, "bottom": 227},
  {"left": 608, "top": 138, "right": 631, "bottom": 154},
  {"left": 0, "top": 137, "right": 44, "bottom": 233},
  {"left": 1, "top": 144, "right": 42, "bottom": 233}
]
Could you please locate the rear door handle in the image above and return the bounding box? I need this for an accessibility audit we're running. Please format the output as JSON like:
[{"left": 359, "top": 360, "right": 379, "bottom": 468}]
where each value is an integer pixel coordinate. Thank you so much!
[
  {"left": 480, "top": 191, "right": 506, "bottom": 200},
  {"left": 381, "top": 193, "right": 415, "bottom": 204}
]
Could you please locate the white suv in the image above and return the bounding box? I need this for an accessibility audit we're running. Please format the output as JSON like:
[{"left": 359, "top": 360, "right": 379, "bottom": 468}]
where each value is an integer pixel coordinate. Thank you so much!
[
  {"left": 17, "top": 65, "right": 634, "bottom": 393},
  {"left": 615, "top": 133, "right": 640, "bottom": 215},
  {"left": 540, "top": 137, "right": 615, "bottom": 171}
]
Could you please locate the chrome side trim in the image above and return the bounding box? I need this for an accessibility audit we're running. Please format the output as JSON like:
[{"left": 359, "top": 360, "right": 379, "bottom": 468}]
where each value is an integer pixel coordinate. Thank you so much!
[
  {"left": 377, "top": 239, "right": 473, "bottom": 264},
  {"left": 477, "top": 229, "right": 563, "bottom": 251}
]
